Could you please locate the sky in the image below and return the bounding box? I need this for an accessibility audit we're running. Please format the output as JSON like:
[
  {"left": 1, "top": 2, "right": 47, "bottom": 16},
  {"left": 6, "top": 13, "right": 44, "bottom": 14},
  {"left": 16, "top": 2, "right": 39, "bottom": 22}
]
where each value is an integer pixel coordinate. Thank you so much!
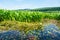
[{"left": 0, "top": 0, "right": 60, "bottom": 9}]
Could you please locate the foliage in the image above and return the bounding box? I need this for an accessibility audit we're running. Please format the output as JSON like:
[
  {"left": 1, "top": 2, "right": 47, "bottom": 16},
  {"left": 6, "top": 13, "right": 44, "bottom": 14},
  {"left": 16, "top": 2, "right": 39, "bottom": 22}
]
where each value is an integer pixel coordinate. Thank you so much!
[{"left": 0, "top": 9, "right": 60, "bottom": 22}]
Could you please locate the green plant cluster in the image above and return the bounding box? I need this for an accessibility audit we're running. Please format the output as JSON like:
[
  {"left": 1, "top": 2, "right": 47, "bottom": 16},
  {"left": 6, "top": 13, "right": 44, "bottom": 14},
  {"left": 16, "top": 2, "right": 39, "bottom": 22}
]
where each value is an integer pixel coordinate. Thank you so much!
[{"left": 0, "top": 9, "right": 60, "bottom": 22}]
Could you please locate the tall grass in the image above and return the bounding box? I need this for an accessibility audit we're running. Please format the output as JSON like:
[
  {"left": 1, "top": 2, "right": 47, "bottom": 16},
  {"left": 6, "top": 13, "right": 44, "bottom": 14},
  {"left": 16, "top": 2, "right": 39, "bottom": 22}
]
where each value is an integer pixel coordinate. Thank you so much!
[{"left": 0, "top": 10, "right": 60, "bottom": 22}]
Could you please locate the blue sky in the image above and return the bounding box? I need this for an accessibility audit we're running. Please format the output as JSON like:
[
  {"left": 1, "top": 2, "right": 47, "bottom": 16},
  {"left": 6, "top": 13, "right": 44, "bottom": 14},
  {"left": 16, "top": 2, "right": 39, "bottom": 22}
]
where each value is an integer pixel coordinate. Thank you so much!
[{"left": 0, "top": 0, "right": 60, "bottom": 9}]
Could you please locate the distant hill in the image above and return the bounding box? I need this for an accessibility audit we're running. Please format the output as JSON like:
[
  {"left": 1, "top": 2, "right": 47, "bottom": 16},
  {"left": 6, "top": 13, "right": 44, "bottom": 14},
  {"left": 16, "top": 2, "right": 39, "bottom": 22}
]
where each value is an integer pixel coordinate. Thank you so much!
[
  {"left": 17, "top": 7, "right": 60, "bottom": 12},
  {"left": 30, "top": 7, "right": 60, "bottom": 12}
]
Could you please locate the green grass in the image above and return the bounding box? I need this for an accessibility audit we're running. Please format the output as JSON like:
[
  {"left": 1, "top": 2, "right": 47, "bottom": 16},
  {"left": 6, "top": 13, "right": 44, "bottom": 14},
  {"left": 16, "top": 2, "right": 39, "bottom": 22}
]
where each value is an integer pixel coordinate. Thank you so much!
[{"left": 0, "top": 9, "right": 60, "bottom": 22}]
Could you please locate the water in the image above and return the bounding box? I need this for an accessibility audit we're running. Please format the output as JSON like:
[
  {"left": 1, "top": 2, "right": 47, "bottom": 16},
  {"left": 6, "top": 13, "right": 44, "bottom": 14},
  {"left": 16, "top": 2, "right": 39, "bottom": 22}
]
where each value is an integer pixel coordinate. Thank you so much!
[
  {"left": 0, "top": 30, "right": 21, "bottom": 40},
  {"left": 38, "top": 24, "right": 60, "bottom": 40}
]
